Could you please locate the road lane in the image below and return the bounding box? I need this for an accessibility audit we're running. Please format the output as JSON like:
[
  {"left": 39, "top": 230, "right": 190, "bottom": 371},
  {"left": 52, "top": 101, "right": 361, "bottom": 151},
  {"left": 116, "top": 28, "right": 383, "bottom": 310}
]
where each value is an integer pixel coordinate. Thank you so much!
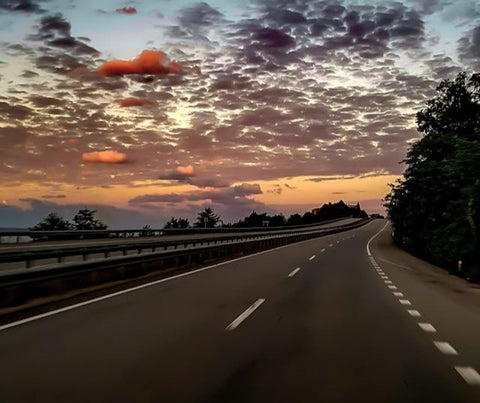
[{"left": 0, "top": 220, "right": 479, "bottom": 402}]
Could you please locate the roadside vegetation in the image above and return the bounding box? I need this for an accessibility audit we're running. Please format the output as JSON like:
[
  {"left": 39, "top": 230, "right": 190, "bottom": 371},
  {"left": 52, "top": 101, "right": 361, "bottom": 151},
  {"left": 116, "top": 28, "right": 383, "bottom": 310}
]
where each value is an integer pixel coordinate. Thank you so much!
[
  {"left": 385, "top": 72, "right": 480, "bottom": 282},
  {"left": 30, "top": 201, "right": 367, "bottom": 233}
]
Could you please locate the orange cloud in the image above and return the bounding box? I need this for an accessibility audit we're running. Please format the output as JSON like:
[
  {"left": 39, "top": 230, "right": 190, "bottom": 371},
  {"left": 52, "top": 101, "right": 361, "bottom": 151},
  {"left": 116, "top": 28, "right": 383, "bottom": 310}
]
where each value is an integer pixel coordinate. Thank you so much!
[
  {"left": 82, "top": 151, "right": 127, "bottom": 164},
  {"left": 116, "top": 7, "right": 137, "bottom": 14},
  {"left": 98, "top": 50, "right": 182, "bottom": 76},
  {"left": 118, "top": 97, "right": 155, "bottom": 107},
  {"left": 176, "top": 165, "right": 195, "bottom": 177}
]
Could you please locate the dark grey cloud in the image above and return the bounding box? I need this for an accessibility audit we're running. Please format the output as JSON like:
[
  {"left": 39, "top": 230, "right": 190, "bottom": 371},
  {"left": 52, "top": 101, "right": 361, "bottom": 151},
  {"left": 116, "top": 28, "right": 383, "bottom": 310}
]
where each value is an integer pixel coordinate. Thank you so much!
[
  {"left": 0, "top": 0, "right": 47, "bottom": 14},
  {"left": 458, "top": 25, "right": 480, "bottom": 68}
]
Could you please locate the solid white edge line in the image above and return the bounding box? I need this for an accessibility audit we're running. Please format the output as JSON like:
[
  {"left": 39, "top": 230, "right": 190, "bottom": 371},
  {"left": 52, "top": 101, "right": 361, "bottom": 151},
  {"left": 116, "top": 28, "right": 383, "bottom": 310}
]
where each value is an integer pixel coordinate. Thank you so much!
[
  {"left": 1, "top": 222, "right": 375, "bottom": 332},
  {"left": 455, "top": 366, "right": 480, "bottom": 385},
  {"left": 288, "top": 267, "right": 301, "bottom": 277},
  {"left": 366, "top": 220, "right": 389, "bottom": 257},
  {"left": 434, "top": 341, "right": 458, "bottom": 355},
  {"left": 226, "top": 298, "right": 265, "bottom": 331}
]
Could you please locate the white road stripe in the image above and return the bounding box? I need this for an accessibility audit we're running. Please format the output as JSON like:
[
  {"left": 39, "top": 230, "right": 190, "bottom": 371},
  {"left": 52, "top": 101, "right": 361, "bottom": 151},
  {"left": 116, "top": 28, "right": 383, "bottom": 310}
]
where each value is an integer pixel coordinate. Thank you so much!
[
  {"left": 321, "top": 248, "right": 326, "bottom": 252},
  {"left": 384, "top": 280, "right": 393, "bottom": 284},
  {"left": 455, "top": 366, "right": 480, "bottom": 385},
  {"left": 418, "top": 323, "right": 436, "bottom": 333},
  {"left": 381, "top": 276, "right": 389, "bottom": 279},
  {"left": 399, "top": 299, "right": 411, "bottom": 305},
  {"left": 329, "top": 244, "right": 333, "bottom": 247},
  {"left": 226, "top": 298, "right": 265, "bottom": 331},
  {"left": 309, "top": 255, "right": 316, "bottom": 260},
  {"left": 388, "top": 285, "right": 397, "bottom": 290},
  {"left": 2, "top": 228, "right": 354, "bottom": 333},
  {"left": 288, "top": 267, "right": 301, "bottom": 277},
  {"left": 393, "top": 292, "right": 404, "bottom": 297},
  {"left": 434, "top": 341, "right": 458, "bottom": 355},
  {"left": 408, "top": 310, "right": 421, "bottom": 317},
  {"left": 366, "top": 221, "right": 389, "bottom": 256}
]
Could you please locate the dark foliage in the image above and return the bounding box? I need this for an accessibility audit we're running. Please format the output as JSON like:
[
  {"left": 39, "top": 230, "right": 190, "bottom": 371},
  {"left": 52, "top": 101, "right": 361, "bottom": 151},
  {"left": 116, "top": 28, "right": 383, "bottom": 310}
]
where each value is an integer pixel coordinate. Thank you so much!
[
  {"left": 234, "top": 201, "right": 367, "bottom": 228},
  {"left": 193, "top": 207, "right": 221, "bottom": 228},
  {"left": 72, "top": 208, "right": 108, "bottom": 230},
  {"left": 30, "top": 213, "right": 73, "bottom": 231},
  {"left": 385, "top": 72, "right": 480, "bottom": 282},
  {"left": 164, "top": 217, "right": 190, "bottom": 229}
]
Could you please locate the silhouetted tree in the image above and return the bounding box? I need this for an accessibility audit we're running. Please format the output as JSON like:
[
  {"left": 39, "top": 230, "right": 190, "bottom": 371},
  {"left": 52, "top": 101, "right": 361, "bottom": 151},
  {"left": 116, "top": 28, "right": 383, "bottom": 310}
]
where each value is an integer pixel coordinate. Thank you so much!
[
  {"left": 194, "top": 207, "right": 221, "bottom": 228},
  {"left": 386, "top": 72, "right": 480, "bottom": 281},
  {"left": 72, "top": 208, "right": 107, "bottom": 230},
  {"left": 287, "top": 213, "right": 302, "bottom": 225},
  {"left": 164, "top": 217, "right": 190, "bottom": 228},
  {"left": 30, "top": 213, "right": 73, "bottom": 231}
]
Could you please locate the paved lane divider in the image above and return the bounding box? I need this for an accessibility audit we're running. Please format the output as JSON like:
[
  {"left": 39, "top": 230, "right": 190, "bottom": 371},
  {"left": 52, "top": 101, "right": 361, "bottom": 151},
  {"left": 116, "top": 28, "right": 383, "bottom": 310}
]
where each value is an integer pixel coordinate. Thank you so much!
[
  {"left": 226, "top": 298, "right": 265, "bottom": 331},
  {"left": 366, "top": 221, "right": 480, "bottom": 386}
]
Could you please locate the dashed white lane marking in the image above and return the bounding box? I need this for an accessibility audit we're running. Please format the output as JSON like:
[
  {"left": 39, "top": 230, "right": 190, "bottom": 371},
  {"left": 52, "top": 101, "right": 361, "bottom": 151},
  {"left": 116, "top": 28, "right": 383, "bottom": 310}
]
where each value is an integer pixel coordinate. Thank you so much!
[
  {"left": 418, "top": 323, "right": 436, "bottom": 333},
  {"left": 388, "top": 285, "right": 398, "bottom": 290},
  {"left": 226, "top": 298, "right": 265, "bottom": 331},
  {"left": 455, "top": 366, "right": 480, "bottom": 385},
  {"left": 408, "top": 310, "right": 421, "bottom": 317},
  {"left": 329, "top": 244, "right": 334, "bottom": 247},
  {"left": 393, "top": 292, "right": 404, "bottom": 297},
  {"left": 381, "top": 275, "right": 389, "bottom": 279},
  {"left": 288, "top": 267, "right": 301, "bottom": 277},
  {"left": 384, "top": 280, "right": 393, "bottom": 284},
  {"left": 309, "top": 255, "right": 316, "bottom": 261},
  {"left": 399, "top": 299, "right": 412, "bottom": 305},
  {"left": 434, "top": 341, "right": 458, "bottom": 355},
  {"left": 321, "top": 248, "right": 326, "bottom": 252}
]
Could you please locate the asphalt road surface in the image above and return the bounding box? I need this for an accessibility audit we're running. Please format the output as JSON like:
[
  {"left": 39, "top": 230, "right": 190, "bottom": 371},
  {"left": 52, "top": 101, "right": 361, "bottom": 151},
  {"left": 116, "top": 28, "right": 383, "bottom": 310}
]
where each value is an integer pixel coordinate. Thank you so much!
[{"left": 0, "top": 219, "right": 479, "bottom": 402}]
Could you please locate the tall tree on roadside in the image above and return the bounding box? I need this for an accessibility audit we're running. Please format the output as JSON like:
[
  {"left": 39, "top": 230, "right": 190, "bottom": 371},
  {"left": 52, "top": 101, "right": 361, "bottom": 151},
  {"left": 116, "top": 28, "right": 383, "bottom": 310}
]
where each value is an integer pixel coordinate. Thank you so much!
[
  {"left": 164, "top": 217, "right": 190, "bottom": 228},
  {"left": 30, "top": 213, "right": 73, "bottom": 231},
  {"left": 72, "top": 208, "right": 108, "bottom": 230},
  {"left": 385, "top": 72, "right": 480, "bottom": 281},
  {"left": 194, "top": 207, "right": 221, "bottom": 228}
]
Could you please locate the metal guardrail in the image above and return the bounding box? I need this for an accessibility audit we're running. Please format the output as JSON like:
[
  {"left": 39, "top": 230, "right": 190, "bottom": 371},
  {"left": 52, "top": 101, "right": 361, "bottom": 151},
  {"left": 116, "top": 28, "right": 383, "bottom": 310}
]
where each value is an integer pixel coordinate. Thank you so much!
[
  {"left": 0, "top": 217, "right": 349, "bottom": 244},
  {"left": 0, "top": 219, "right": 360, "bottom": 269},
  {"left": 0, "top": 218, "right": 374, "bottom": 308}
]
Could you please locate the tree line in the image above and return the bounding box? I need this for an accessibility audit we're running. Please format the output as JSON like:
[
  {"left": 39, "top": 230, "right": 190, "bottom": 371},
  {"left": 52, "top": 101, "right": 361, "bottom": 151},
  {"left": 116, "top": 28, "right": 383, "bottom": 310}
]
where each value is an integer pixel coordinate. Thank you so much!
[
  {"left": 385, "top": 72, "right": 480, "bottom": 282},
  {"left": 31, "top": 200, "right": 367, "bottom": 232}
]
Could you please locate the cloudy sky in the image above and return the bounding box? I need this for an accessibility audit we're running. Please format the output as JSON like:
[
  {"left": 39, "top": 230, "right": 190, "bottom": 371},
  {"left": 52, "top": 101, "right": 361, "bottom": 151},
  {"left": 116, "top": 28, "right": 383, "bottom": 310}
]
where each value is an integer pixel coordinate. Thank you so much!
[{"left": 1, "top": 0, "right": 479, "bottom": 228}]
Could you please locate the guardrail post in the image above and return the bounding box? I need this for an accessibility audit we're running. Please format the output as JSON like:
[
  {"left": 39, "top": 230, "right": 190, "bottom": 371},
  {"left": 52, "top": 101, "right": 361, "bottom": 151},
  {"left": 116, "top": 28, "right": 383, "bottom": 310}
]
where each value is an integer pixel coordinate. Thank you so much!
[
  {"left": 83, "top": 254, "right": 88, "bottom": 261},
  {"left": 26, "top": 259, "right": 32, "bottom": 268},
  {"left": 57, "top": 256, "right": 64, "bottom": 264}
]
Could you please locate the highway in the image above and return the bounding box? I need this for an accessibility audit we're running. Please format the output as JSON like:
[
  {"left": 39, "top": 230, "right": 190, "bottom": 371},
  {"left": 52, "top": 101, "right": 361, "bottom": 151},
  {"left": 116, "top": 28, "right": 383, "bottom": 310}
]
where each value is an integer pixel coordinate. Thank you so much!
[
  {"left": 0, "top": 218, "right": 360, "bottom": 252},
  {"left": 0, "top": 219, "right": 479, "bottom": 402}
]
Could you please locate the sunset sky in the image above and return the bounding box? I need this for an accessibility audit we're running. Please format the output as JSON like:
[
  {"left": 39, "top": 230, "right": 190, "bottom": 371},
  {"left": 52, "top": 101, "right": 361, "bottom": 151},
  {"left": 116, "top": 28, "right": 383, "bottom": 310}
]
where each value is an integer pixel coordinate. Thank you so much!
[{"left": 1, "top": 0, "right": 479, "bottom": 228}]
